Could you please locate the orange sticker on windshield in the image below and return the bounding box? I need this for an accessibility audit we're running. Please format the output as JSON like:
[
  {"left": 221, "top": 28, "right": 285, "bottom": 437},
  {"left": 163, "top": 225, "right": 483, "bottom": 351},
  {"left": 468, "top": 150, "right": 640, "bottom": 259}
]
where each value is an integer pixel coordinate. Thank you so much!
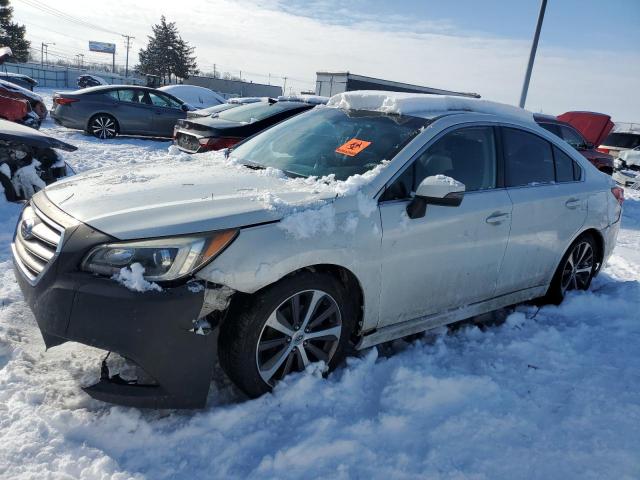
[{"left": 336, "top": 138, "right": 371, "bottom": 156}]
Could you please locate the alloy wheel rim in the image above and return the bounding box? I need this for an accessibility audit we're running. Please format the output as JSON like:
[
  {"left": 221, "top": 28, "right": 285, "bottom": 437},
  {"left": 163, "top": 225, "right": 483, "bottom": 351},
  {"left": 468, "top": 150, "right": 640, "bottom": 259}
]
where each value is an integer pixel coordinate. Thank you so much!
[
  {"left": 256, "top": 289, "right": 342, "bottom": 386},
  {"left": 561, "top": 241, "right": 594, "bottom": 294},
  {"left": 92, "top": 116, "right": 115, "bottom": 139}
]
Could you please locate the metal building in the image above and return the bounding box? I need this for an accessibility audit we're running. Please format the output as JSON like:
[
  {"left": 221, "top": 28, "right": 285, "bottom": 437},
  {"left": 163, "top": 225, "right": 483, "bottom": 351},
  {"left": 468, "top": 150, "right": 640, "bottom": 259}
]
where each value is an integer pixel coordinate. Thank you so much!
[
  {"left": 316, "top": 72, "right": 480, "bottom": 98},
  {"left": 184, "top": 75, "right": 282, "bottom": 98}
]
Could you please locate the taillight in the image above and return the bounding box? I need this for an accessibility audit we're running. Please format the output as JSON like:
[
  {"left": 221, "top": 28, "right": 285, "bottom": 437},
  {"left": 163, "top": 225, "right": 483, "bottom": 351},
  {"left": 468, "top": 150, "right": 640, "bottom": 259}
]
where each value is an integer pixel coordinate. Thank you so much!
[
  {"left": 596, "top": 147, "right": 610, "bottom": 154},
  {"left": 198, "top": 137, "right": 241, "bottom": 150},
  {"left": 611, "top": 187, "right": 625, "bottom": 205},
  {"left": 54, "top": 97, "right": 78, "bottom": 105}
]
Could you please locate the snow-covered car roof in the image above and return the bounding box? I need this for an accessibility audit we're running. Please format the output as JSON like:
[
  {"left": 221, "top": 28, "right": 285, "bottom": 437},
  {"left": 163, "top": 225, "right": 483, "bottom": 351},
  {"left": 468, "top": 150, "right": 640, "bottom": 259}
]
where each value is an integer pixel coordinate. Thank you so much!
[
  {"left": 159, "top": 85, "right": 226, "bottom": 107},
  {"left": 277, "top": 95, "right": 329, "bottom": 105},
  {"left": 0, "top": 119, "right": 77, "bottom": 151},
  {"left": 0, "top": 72, "right": 37, "bottom": 86},
  {"left": 327, "top": 90, "right": 534, "bottom": 123},
  {"left": 0, "top": 79, "right": 44, "bottom": 103}
]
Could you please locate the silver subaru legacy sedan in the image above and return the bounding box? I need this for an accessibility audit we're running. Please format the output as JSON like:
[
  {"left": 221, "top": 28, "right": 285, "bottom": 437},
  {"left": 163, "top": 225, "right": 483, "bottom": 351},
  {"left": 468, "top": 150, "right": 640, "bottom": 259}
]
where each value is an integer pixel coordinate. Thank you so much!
[{"left": 12, "top": 91, "right": 623, "bottom": 408}]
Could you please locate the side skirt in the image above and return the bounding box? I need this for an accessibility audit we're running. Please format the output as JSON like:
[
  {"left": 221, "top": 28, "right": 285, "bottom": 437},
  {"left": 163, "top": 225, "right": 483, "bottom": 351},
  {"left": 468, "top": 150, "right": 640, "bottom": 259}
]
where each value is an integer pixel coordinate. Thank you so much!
[{"left": 356, "top": 285, "right": 548, "bottom": 350}]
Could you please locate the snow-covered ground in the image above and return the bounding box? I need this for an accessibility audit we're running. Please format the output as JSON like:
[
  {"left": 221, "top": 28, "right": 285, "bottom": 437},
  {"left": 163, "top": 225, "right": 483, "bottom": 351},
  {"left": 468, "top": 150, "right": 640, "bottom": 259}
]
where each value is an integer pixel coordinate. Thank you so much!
[{"left": 0, "top": 90, "right": 639, "bottom": 479}]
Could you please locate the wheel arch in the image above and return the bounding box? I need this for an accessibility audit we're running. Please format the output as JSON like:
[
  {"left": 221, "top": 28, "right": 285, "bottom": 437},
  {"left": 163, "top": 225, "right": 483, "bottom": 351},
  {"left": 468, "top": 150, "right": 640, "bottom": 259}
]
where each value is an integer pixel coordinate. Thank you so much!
[
  {"left": 579, "top": 227, "right": 605, "bottom": 274},
  {"left": 225, "top": 263, "right": 366, "bottom": 338}
]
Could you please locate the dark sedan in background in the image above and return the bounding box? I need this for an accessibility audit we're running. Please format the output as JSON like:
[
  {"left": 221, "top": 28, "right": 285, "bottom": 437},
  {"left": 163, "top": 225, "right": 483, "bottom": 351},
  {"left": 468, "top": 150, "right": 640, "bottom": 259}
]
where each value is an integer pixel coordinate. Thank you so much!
[
  {"left": 51, "top": 85, "right": 190, "bottom": 139},
  {"left": 174, "top": 100, "right": 315, "bottom": 152}
]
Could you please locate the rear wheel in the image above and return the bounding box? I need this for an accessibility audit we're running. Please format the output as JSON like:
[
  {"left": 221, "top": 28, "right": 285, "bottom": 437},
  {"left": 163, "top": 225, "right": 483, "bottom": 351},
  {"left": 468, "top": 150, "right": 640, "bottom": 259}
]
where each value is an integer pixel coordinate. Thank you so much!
[
  {"left": 89, "top": 114, "right": 118, "bottom": 139},
  {"left": 546, "top": 233, "right": 597, "bottom": 303},
  {"left": 218, "top": 272, "right": 356, "bottom": 398}
]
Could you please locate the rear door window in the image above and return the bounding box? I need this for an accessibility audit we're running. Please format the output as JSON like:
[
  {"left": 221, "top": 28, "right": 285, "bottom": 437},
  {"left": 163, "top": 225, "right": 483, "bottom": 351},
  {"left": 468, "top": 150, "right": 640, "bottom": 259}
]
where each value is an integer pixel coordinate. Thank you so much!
[
  {"left": 119, "top": 89, "right": 148, "bottom": 104},
  {"left": 503, "top": 127, "right": 555, "bottom": 187}
]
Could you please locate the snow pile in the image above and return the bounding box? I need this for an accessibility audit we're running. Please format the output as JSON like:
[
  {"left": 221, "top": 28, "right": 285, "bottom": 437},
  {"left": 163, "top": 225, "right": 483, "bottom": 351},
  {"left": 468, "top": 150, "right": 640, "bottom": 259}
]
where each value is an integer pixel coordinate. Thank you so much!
[
  {"left": 227, "top": 97, "right": 265, "bottom": 104},
  {"left": 277, "top": 94, "right": 329, "bottom": 105},
  {"left": 111, "top": 263, "right": 162, "bottom": 292},
  {"left": 278, "top": 202, "right": 336, "bottom": 239},
  {"left": 327, "top": 90, "right": 534, "bottom": 123},
  {"left": 619, "top": 148, "right": 640, "bottom": 166}
]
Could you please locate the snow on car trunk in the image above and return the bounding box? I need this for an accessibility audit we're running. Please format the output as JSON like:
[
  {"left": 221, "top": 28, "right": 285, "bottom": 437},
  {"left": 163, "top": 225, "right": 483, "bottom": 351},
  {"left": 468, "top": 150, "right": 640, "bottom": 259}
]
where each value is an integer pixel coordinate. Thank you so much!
[{"left": 0, "top": 88, "right": 638, "bottom": 479}]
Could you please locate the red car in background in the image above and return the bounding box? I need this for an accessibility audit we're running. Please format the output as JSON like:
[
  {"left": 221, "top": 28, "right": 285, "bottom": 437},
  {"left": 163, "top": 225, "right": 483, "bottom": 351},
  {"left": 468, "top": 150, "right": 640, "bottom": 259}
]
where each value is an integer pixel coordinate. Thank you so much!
[
  {"left": 535, "top": 111, "right": 615, "bottom": 174},
  {"left": 0, "top": 94, "right": 40, "bottom": 128},
  {"left": 0, "top": 79, "right": 48, "bottom": 121}
]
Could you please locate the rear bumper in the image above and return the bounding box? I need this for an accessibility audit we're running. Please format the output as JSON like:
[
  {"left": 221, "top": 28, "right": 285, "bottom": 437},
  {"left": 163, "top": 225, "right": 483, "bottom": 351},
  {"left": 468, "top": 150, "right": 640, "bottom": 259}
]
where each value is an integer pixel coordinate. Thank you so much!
[
  {"left": 12, "top": 196, "right": 217, "bottom": 408},
  {"left": 50, "top": 106, "right": 85, "bottom": 130}
]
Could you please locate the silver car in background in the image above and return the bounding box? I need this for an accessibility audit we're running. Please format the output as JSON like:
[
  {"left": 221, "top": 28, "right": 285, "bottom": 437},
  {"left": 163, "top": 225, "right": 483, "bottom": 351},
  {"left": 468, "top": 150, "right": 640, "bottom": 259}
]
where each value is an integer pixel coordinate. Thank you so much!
[
  {"left": 13, "top": 91, "right": 622, "bottom": 408},
  {"left": 51, "top": 85, "right": 190, "bottom": 139}
]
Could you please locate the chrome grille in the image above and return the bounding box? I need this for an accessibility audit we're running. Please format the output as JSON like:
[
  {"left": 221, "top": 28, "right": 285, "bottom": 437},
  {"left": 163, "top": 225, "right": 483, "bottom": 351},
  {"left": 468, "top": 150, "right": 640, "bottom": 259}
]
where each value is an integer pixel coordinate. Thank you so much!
[{"left": 12, "top": 205, "right": 64, "bottom": 283}]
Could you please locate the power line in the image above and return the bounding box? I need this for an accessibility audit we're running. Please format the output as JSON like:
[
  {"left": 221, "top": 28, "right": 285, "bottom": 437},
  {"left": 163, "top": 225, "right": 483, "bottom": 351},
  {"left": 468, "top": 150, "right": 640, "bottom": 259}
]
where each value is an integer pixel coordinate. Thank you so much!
[{"left": 15, "top": 0, "right": 123, "bottom": 36}]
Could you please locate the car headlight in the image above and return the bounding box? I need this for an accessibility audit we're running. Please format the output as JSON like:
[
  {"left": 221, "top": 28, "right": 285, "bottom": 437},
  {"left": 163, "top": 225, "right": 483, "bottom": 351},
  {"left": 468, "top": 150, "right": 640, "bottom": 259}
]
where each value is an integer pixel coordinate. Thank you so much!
[{"left": 81, "top": 230, "right": 238, "bottom": 282}]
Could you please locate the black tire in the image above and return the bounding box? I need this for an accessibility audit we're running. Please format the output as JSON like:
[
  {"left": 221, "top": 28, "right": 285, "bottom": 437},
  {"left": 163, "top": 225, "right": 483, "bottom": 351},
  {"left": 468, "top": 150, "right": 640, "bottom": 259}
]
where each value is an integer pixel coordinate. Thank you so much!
[
  {"left": 88, "top": 114, "right": 118, "bottom": 139},
  {"left": 545, "top": 233, "right": 597, "bottom": 304},
  {"left": 218, "top": 271, "right": 357, "bottom": 398}
]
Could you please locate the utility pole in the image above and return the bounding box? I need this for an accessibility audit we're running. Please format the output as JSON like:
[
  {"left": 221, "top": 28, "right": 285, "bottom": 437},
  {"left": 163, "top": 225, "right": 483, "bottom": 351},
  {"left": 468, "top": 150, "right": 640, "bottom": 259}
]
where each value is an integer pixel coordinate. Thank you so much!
[
  {"left": 213, "top": 64, "right": 216, "bottom": 78},
  {"left": 122, "top": 34, "right": 134, "bottom": 77},
  {"left": 268, "top": 73, "right": 271, "bottom": 85},
  {"left": 282, "top": 76, "right": 287, "bottom": 95},
  {"left": 239, "top": 70, "right": 242, "bottom": 81},
  {"left": 41, "top": 42, "right": 54, "bottom": 67},
  {"left": 519, "top": 0, "right": 547, "bottom": 108}
]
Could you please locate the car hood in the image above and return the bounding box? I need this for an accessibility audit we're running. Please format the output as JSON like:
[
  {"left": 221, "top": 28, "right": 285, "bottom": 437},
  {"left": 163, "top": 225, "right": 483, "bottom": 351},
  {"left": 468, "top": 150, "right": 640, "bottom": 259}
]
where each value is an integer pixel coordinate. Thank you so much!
[
  {"left": 557, "top": 111, "right": 614, "bottom": 147},
  {"left": 43, "top": 154, "right": 336, "bottom": 240}
]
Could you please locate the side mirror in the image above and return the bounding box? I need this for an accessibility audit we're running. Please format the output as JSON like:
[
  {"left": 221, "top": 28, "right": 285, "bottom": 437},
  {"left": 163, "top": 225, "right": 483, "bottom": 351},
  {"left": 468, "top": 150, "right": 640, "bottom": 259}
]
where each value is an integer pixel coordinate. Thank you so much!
[
  {"left": 406, "top": 175, "right": 465, "bottom": 219},
  {"left": 181, "top": 104, "right": 190, "bottom": 112}
]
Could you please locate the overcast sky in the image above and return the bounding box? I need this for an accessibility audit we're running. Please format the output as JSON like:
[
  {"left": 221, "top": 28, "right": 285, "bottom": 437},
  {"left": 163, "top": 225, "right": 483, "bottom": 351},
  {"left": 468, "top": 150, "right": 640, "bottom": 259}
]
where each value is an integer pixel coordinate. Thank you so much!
[{"left": 11, "top": 0, "right": 640, "bottom": 121}]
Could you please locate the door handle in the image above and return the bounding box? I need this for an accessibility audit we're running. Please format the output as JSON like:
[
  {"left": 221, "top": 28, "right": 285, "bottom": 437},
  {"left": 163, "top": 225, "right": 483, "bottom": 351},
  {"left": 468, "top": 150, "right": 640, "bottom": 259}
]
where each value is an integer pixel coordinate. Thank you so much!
[
  {"left": 485, "top": 212, "right": 511, "bottom": 225},
  {"left": 565, "top": 198, "right": 581, "bottom": 209}
]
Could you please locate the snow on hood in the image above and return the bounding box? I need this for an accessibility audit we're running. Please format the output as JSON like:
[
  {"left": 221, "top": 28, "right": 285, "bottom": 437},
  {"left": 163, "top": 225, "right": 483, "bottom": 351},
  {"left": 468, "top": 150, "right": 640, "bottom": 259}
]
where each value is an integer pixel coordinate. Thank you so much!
[
  {"left": 42, "top": 149, "right": 379, "bottom": 240},
  {"left": 327, "top": 90, "right": 534, "bottom": 123}
]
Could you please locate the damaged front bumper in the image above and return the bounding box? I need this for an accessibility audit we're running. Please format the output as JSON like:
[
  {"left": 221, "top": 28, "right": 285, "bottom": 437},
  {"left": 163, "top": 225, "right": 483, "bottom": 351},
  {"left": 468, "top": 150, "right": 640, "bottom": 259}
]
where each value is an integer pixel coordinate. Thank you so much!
[{"left": 12, "top": 194, "right": 223, "bottom": 409}]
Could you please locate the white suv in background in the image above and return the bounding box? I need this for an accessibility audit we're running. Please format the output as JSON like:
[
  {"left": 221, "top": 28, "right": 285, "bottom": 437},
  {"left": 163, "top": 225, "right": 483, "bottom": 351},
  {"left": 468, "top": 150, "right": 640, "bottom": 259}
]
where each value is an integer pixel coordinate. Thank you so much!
[{"left": 12, "top": 91, "right": 622, "bottom": 408}]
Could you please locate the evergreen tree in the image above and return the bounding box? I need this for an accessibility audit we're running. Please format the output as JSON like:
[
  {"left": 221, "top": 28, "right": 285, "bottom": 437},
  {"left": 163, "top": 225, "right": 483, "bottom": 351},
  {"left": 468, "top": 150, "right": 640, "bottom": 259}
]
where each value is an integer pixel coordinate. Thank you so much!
[
  {"left": 137, "top": 16, "right": 198, "bottom": 83},
  {"left": 0, "top": 0, "right": 30, "bottom": 62}
]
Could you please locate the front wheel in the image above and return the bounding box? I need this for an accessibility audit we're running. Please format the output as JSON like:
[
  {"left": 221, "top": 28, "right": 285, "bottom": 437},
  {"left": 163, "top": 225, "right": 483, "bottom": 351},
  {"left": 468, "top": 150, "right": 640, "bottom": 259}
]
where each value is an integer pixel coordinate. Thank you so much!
[
  {"left": 89, "top": 114, "right": 118, "bottom": 139},
  {"left": 546, "top": 234, "right": 597, "bottom": 304},
  {"left": 218, "top": 272, "right": 356, "bottom": 398}
]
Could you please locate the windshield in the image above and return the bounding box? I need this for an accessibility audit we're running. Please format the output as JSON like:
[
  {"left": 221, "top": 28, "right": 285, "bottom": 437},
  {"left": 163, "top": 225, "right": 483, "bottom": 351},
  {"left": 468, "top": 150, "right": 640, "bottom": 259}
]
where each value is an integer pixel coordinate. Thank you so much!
[
  {"left": 218, "top": 102, "right": 300, "bottom": 123},
  {"left": 231, "top": 107, "right": 429, "bottom": 180}
]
